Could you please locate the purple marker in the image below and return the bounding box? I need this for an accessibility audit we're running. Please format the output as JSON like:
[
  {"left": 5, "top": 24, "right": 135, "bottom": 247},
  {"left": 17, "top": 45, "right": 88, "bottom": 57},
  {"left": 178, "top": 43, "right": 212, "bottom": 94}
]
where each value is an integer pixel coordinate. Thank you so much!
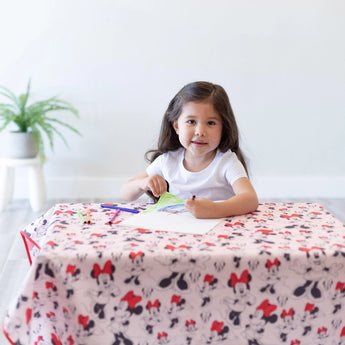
[{"left": 108, "top": 209, "right": 120, "bottom": 224}]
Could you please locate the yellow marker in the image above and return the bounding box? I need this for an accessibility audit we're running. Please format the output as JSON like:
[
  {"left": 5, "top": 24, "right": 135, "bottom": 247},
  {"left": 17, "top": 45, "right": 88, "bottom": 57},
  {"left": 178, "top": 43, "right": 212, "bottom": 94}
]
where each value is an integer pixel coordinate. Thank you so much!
[{"left": 86, "top": 208, "right": 91, "bottom": 224}]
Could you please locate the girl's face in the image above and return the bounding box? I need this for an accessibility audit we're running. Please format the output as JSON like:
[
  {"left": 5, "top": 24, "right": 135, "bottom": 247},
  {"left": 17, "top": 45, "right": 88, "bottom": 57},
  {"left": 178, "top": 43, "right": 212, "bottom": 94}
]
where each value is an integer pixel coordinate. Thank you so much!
[{"left": 173, "top": 100, "right": 223, "bottom": 165}]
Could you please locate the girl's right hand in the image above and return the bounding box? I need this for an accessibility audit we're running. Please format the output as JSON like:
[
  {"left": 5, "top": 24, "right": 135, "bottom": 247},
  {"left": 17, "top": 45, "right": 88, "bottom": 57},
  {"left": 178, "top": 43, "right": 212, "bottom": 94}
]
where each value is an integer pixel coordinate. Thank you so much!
[{"left": 142, "top": 174, "right": 168, "bottom": 197}]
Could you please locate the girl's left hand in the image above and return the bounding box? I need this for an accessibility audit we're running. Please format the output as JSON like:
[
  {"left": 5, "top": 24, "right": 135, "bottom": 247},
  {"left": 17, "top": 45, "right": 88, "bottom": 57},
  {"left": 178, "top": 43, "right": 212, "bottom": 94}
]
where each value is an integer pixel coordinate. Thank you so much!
[{"left": 185, "top": 197, "right": 216, "bottom": 219}]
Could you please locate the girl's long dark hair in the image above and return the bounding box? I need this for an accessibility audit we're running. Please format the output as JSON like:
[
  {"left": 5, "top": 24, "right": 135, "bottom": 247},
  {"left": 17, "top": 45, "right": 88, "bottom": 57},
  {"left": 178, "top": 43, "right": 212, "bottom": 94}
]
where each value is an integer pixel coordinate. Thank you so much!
[{"left": 146, "top": 81, "right": 248, "bottom": 173}]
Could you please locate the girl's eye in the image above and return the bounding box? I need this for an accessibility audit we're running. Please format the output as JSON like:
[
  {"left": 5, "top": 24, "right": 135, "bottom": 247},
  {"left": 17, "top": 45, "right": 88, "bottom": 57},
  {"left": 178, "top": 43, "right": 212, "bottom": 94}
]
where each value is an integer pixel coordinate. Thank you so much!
[
  {"left": 187, "top": 120, "right": 196, "bottom": 125},
  {"left": 208, "top": 121, "right": 216, "bottom": 126}
]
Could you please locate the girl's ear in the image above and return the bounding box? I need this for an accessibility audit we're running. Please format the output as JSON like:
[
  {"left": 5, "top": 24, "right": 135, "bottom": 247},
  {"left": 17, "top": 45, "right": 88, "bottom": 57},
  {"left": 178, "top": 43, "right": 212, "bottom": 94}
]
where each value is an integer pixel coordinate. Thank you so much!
[{"left": 172, "top": 121, "right": 179, "bottom": 134}]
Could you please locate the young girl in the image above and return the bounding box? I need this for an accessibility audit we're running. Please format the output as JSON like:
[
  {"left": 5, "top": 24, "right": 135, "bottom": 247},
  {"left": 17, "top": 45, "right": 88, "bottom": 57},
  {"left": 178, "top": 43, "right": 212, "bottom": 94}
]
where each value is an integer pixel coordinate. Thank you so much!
[{"left": 120, "top": 81, "right": 258, "bottom": 219}]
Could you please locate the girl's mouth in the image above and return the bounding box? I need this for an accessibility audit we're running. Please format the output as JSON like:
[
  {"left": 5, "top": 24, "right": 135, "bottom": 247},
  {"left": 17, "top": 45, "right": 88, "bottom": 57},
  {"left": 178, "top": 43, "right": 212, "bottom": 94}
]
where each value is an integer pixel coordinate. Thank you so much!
[{"left": 191, "top": 141, "right": 207, "bottom": 146}]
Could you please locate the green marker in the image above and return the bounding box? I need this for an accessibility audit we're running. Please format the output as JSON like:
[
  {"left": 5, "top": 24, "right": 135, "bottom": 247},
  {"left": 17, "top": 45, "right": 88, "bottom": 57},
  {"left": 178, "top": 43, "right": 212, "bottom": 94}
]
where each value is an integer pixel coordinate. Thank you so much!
[{"left": 77, "top": 209, "right": 86, "bottom": 223}]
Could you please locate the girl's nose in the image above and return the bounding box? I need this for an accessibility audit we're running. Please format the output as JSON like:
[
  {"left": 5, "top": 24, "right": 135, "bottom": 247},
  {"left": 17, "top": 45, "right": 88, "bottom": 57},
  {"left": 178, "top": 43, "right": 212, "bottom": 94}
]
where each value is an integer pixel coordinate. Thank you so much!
[{"left": 195, "top": 124, "right": 205, "bottom": 136}]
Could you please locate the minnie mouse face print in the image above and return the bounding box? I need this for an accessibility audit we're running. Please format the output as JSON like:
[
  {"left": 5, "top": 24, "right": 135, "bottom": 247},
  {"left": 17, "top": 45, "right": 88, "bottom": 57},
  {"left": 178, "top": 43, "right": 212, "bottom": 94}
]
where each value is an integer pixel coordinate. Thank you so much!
[
  {"left": 259, "top": 258, "right": 281, "bottom": 295},
  {"left": 143, "top": 299, "right": 162, "bottom": 335},
  {"left": 109, "top": 290, "right": 143, "bottom": 345},
  {"left": 125, "top": 251, "right": 147, "bottom": 286},
  {"left": 224, "top": 269, "right": 255, "bottom": 327},
  {"left": 88, "top": 260, "right": 119, "bottom": 320},
  {"left": 291, "top": 247, "right": 343, "bottom": 300},
  {"left": 243, "top": 299, "right": 278, "bottom": 344}
]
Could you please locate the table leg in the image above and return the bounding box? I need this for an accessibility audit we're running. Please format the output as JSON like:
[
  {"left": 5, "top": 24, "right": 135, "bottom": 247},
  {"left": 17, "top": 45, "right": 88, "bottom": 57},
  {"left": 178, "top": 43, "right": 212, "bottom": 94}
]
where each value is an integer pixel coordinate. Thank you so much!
[
  {"left": 0, "top": 166, "right": 14, "bottom": 212},
  {"left": 28, "top": 164, "right": 46, "bottom": 212}
]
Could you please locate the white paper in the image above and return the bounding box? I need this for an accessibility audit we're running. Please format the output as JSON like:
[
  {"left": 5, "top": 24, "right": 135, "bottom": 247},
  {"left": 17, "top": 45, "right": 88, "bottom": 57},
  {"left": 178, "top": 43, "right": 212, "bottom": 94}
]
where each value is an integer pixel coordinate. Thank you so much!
[{"left": 121, "top": 193, "right": 222, "bottom": 234}]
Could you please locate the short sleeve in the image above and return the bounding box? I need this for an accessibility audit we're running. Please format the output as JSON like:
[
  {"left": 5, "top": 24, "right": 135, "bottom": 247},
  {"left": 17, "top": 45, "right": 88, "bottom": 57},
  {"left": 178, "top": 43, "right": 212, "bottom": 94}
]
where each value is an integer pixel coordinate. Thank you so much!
[
  {"left": 146, "top": 154, "right": 164, "bottom": 177},
  {"left": 224, "top": 152, "right": 248, "bottom": 185}
]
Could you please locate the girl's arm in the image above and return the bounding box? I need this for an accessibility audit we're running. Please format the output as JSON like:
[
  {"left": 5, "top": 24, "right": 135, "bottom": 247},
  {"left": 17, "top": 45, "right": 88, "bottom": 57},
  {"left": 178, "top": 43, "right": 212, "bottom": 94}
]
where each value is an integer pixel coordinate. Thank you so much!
[
  {"left": 184, "top": 177, "right": 259, "bottom": 219},
  {"left": 120, "top": 171, "right": 168, "bottom": 201}
]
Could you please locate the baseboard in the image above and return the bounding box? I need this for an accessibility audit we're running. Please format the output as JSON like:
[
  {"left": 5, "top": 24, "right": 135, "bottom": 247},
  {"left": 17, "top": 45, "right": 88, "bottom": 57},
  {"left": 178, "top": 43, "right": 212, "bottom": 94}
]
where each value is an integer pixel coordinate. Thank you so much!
[
  {"left": 252, "top": 176, "right": 345, "bottom": 199},
  {"left": 11, "top": 175, "right": 345, "bottom": 200}
]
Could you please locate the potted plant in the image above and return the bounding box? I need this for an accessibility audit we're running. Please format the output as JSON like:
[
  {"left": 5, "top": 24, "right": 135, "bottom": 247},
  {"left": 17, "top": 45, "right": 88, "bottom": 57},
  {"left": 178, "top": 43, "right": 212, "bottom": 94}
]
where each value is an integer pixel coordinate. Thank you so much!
[{"left": 0, "top": 79, "right": 80, "bottom": 163}]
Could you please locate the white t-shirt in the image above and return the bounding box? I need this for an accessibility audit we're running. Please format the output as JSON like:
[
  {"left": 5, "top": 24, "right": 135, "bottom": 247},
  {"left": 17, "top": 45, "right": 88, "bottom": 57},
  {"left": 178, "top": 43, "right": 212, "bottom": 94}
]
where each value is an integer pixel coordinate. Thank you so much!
[{"left": 146, "top": 148, "right": 247, "bottom": 201}]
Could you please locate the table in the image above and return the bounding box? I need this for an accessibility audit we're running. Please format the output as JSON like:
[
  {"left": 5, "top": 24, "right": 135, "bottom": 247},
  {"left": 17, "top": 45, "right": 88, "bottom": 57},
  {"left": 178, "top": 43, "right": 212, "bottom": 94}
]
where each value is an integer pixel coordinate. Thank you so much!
[
  {"left": 3, "top": 202, "right": 345, "bottom": 345},
  {"left": 0, "top": 157, "right": 46, "bottom": 212}
]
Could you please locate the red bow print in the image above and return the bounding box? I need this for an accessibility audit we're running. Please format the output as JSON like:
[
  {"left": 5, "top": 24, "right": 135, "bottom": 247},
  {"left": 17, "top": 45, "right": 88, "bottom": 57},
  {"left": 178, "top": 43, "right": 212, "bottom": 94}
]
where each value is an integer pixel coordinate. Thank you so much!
[
  {"left": 304, "top": 303, "right": 315, "bottom": 313},
  {"left": 171, "top": 294, "right": 181, "bottom": 304},
  {"left": 67, "top": 335, "right": 74, "bottom": 345},
  {"left": 318, "top": 326, "right": 327, "bottom": 334},
  {"left": 91, "top": 233, "right": 103, "bottom": 237},
  {"left": 93, "top": 260, "right": 113, "bottom": 278},
  {"left": 256, "top": 229, "right": 273, "bottom": 235},
  {"left": 121, "top": 290, "right": 142, "bottom": 309},
  {"left": 230, "top": 270, "right": 249, "bottom": 287},
  {"left": 166, "top": 245, "right": 177, "bottom": 250},
  {"left": 291, "top": 340, "right": 300, "bottom": 345},
  {"left": 66, "top": 265, "right": 76, "bottom": 274},
  {"left": 336, "top": 281, "right": 345, "bottom": 291},
  {"left": 46, "top": 311, "right": 55, "bottom": 317},
  {"left": 282, "top": 308, "right": 294, "bottom": 318},
  {"left": 55, "top": 210, "right": 73, "bottom": 215},
  {"left": 130, "top": 251, "right": 143, "bottom": 260},
  {"left": 211, "top": 320, "right": 224, "bottom": 333},
  {"left": 158, "top": 332, "right": 167, "bottom": 339},
  {"left": 45, "top": 281, "right": 55, "bottom": 289},
  {"left": 204, "top": 274, "right": 214, "bottom": 284},
  {"left": 226, "top": 221, "right": 243, "bottom": 227},
  {"left": 135, "top": 228, "right": 150, "bottom": 233},
  {"left": 267, "top": 258, "right": 279, "bottom": 269},
  {"left": 256, "top": 299, "right": 277, "bottom": 317},
  {"left": 299, "top": 246, "right": 322, "bottom": 253},
  {"left": 218, "top": 234, "right": 228, "bottom": 239},
  {"left": 147, "top": 299, "right": 159, "bottom": 310},
  {"left": 281, "top": 213, "right": 300, "bottom": 219},
  {"left": 78, "top": 314, "right": 89, "bottom": 328},
  {"left": 186, "top": 319, "right": 195, "bottom": 326}
]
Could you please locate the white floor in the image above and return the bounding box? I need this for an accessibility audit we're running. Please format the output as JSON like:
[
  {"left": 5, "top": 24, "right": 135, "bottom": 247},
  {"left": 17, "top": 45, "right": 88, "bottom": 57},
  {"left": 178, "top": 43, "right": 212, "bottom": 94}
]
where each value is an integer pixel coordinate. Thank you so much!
[{"left": 0, "top": 198, "right": 344, "bottom": 345}]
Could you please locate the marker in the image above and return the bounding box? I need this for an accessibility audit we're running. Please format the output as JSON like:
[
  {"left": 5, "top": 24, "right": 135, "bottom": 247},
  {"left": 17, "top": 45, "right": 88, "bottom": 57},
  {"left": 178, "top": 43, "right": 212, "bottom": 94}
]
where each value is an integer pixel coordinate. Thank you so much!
[
  {"left": 108, "top": 209, "right": 120, "bottom": 225},
  {"left": 85, "top": 208, "right": 91, "bottom": 224},
  {"left": 100, "top": 204, "right": 139, "bottom": 213},
  {"left": 77, "top": 209, "right": 86, "bottom": 223},
  {"left": 192, "top": 195, "right": 196, "bottom": 200}
]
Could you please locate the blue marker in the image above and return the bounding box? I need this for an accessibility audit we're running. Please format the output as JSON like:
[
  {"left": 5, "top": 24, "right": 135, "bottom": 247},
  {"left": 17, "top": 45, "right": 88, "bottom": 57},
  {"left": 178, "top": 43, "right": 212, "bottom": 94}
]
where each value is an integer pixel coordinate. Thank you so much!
[{"left": 100, "top": 204, "right": 139, "bottom": 214}]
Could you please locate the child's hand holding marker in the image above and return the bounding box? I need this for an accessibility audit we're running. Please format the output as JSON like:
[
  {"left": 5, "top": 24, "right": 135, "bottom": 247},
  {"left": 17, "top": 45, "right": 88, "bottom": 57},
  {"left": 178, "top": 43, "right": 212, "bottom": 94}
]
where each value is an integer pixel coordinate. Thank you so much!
[{"left": 185, "top": 195, "right": 218, "bottom": 219}]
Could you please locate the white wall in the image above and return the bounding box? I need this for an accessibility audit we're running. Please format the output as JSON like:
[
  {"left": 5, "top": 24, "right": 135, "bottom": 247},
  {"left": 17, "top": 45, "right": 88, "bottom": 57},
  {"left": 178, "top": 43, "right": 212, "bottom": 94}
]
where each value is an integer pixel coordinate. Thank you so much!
[{"left": 0, "top": 0, "right": 344, "bottom": 200}]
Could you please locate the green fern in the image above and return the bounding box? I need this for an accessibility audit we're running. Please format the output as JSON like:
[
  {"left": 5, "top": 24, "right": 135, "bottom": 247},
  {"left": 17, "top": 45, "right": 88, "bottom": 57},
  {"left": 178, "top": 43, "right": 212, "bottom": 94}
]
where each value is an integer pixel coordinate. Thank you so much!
[{"left": 0, "top": 79, "right": 80, "bottom": 163}]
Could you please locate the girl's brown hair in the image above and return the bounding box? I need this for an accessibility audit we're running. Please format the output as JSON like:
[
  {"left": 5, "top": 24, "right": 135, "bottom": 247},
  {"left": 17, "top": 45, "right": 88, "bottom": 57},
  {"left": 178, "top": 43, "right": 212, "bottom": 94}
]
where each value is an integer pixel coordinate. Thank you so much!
[{"left": 146, "top": 81, "right": 248, "bottom": 173}]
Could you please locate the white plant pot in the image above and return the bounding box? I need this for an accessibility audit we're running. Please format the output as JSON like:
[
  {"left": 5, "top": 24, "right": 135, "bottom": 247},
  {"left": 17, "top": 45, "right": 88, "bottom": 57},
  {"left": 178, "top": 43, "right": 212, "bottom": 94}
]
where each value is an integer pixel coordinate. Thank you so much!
[{"left": 5, "top": 132, "right": 38, "bottom": 159}]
